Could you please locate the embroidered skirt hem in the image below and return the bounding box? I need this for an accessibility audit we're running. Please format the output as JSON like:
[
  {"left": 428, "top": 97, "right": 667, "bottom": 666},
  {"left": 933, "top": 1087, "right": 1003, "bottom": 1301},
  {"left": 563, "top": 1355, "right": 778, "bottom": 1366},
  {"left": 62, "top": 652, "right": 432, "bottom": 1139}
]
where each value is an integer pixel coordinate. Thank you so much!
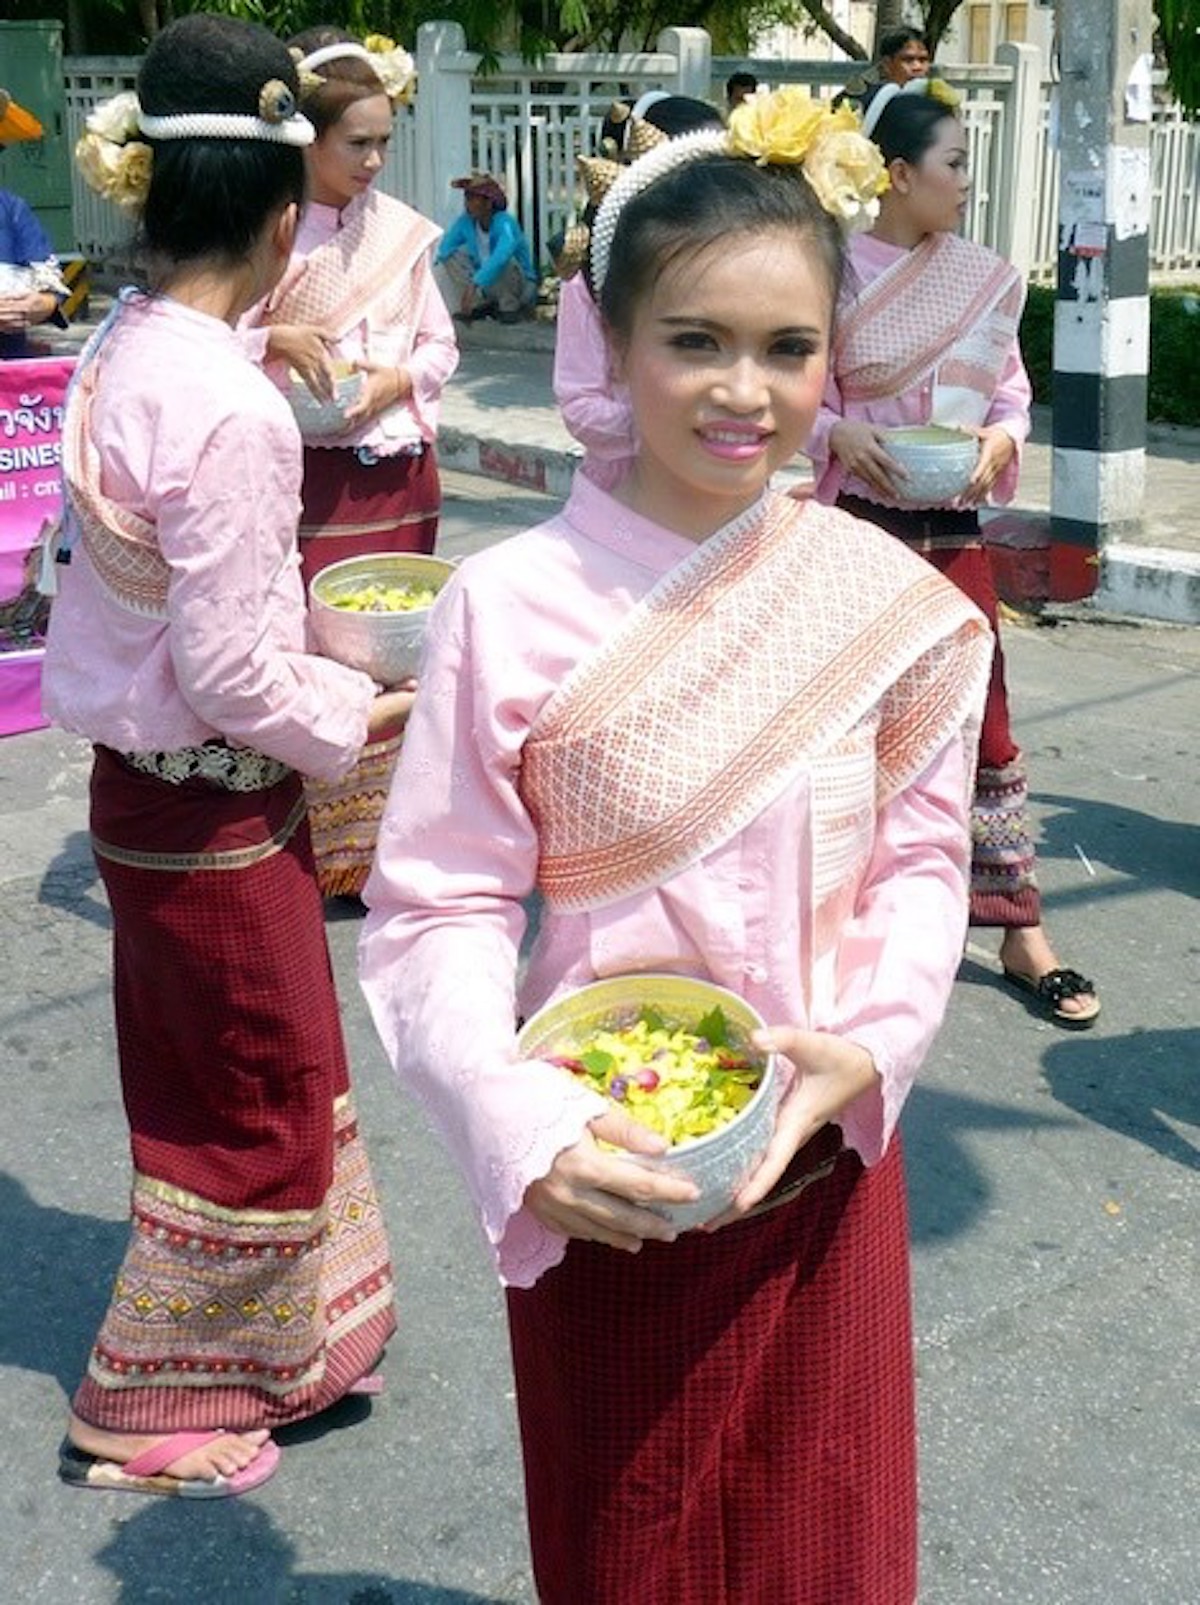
[{"left": 75, "top": 748, "right": 396, "bottom": 1431}]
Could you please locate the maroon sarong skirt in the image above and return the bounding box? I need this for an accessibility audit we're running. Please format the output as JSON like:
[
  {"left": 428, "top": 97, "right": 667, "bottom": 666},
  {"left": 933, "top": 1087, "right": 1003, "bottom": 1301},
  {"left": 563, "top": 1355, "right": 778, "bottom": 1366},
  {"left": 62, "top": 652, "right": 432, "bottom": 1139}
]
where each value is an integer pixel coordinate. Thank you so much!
[
  {"left": 838, "top": 495, "right": 1040, "bottom": 927},
  {"left": 72, "top": 747, "right": 396, "bottom": 1433},
  {"left": 506, "top": 1130, "right": 917, "bottom": 1605},
  {"left": 301, "top": 445, "right": 442, "bottom": 898}
]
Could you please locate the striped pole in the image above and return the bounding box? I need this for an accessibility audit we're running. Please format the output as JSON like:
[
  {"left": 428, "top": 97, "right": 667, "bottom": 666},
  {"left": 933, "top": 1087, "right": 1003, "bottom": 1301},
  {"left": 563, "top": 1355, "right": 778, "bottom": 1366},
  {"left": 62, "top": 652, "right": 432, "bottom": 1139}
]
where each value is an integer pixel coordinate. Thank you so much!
[{"left": 1050, "top": 0, "right": 1152, "bottom": 598}]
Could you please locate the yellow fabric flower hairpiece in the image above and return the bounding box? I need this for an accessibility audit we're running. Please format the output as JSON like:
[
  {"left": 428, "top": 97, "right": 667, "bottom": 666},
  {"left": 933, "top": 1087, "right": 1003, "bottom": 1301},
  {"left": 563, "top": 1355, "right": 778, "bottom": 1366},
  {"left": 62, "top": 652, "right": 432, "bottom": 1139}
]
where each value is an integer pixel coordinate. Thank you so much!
[
  {"left": 589, "top": 89, "right": 890, "bottom": 293},
  {"left": 926, "top": 78, "right": 962, "bottom": 110},
  {"left": 727, "top": 87, "right": 889, "bottom": 232}
]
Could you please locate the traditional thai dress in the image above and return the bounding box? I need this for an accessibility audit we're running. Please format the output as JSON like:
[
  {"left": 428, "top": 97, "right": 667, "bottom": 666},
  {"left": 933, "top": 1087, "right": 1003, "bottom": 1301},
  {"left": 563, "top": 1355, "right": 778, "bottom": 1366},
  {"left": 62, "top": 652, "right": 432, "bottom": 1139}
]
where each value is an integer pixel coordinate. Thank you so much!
[
  {"left": 360, "top": 472, "right": 991, "bottom": 1603},
  {"left": 255, "top": 188, "right": 459, "bottom": 897},
  {"left": 808, "top": 228, "right": 1039, "bottom": 925},
  {"left": 42, "top": 294, "right": 396, "bottom": 1432}
]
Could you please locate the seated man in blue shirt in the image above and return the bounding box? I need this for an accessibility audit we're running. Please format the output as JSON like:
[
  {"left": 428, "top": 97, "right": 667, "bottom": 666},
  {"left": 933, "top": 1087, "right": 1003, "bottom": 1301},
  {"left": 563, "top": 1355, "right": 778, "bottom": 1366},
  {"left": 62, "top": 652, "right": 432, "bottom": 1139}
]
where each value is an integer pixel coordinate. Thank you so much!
[{"left": 435, "top": 172, "right": 538, "bottom": 325}]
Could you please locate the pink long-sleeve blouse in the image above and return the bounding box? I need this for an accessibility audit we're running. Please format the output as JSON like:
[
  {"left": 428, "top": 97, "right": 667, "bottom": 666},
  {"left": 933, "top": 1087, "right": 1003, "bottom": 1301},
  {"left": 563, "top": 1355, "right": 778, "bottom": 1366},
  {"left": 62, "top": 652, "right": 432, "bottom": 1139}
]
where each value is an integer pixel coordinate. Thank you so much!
[
  {"left": 359, "top": 471, "right": 974, "bottom": 1288},
  {"left": 42, "top": 294, "right": 376, "bottom": 779},
  {"left": 551, "top": 272, "right": 635, "bottom": 488},
  {"left": 807, "top": 231, "right": 1032, "bottom": 507}
]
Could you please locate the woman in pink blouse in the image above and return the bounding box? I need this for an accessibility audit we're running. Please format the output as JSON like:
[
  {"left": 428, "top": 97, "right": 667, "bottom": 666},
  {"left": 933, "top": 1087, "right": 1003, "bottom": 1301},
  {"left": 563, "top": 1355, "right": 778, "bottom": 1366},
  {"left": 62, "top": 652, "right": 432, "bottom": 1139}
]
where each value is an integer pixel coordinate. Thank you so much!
[
  {"left": 362, "top": 97, "right": 991, "bottom": 1603},
  {"left": 809, "top": 81, "right": 1100, "bottom": 1028},
  {"left": 249, "top": 26, "right": 459, "bottom": 898},
  {"left": 44, "top": 15, "right": 402, "bottom": 1498}
]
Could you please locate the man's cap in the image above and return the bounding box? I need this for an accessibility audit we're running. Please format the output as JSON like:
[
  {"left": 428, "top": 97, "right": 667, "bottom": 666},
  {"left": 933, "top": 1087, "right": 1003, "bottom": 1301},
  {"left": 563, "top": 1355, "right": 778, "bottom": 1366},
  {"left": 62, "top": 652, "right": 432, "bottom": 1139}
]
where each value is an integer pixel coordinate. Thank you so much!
[{"left": 451, "top": 171, "right": 507, "bottom": 209}]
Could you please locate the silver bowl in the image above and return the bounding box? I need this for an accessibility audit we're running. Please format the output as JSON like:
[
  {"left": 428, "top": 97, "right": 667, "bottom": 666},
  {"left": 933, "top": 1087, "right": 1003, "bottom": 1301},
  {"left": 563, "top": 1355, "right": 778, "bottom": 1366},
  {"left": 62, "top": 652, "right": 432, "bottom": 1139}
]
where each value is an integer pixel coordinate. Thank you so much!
[
  {"left": 309, "top": 552, "right": 455, "bottom": 684},
  {"left": 882, "top": 424, "right": 981, "bottom": 505},
  {"left": 517, "top": 973, "right": 779, "bottom": 1230},
  {"left": 286, "top": 370, "right": 364, "bottom": 439}
]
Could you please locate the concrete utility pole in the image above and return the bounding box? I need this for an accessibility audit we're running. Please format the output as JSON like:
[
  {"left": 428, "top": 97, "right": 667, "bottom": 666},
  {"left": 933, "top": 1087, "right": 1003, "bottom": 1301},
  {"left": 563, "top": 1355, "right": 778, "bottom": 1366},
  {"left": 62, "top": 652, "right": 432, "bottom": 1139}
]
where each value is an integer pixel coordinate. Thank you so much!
[{"left": 1051, "top": 0, "right": 1153, "bottom": 598}]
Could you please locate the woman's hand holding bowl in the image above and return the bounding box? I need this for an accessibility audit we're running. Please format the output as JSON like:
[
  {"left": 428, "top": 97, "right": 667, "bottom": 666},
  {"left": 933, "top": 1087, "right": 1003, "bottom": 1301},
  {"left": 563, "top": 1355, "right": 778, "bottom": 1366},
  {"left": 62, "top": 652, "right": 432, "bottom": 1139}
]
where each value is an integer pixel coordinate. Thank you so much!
[
  {"left": 711, "top": 1027, "right": 878, "bottom": 1224},
  {"left": 829, "top": 419, "right": 908, "bottom": 498},
  {"left": 961, "top": 423, "right": 1016, "bottom": 504},
  {"left": 524, "top": 1108, "right": 700, "bottom": 1253}
]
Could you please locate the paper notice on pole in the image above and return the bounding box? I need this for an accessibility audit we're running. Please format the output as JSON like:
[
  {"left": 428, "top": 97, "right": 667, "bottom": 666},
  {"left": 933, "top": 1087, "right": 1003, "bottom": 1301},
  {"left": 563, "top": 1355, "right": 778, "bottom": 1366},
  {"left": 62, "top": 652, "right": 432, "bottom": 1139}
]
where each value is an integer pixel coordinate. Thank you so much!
[
  {"left": 1059, "top": 171, "right": 1106, "bottom": 255},
  {"left": 1125, "top": 53, "right": 1154, "bottom": 123},
  {"left": 1070, "top": 221, "right": 1108, "bottom": 258},
  {"left": 1110, "top": 146, "right": 1151, "bottom": 238},
  {"left": 1062, "top": 170, "right": 1104, "bottom": 228}
]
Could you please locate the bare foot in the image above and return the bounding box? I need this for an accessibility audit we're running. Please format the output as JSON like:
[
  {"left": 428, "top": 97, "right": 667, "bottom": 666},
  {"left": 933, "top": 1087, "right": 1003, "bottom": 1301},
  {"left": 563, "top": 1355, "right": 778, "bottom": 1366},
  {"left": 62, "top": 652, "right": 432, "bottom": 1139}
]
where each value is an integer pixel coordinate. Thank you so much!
[
  {"left": 67, "top": 1413, "right": 270, "bottom": 1483},
  {"left": 999, "top": 926, "right": 1098, "bottom": 1022}
]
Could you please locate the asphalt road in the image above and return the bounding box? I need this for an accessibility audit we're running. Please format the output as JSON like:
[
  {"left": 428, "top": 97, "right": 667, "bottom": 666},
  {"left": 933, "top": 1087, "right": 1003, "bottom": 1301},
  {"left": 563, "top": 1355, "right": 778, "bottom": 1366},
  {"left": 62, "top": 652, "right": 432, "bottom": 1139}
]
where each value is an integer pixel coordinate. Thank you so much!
[{"left": 1, "top": 473, "right": 1196, "bottom": 1603}]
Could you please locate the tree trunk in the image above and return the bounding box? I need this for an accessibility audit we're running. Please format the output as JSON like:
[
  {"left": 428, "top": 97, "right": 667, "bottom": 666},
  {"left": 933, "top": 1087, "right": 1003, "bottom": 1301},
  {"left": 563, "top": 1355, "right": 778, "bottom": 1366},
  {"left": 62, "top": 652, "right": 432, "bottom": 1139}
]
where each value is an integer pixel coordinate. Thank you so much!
[
  {"left": 798, "top": 0, "right": 868, "bottom": 61},
  {"left": 872, "top": 0, "right": 909, "bottom": 55}
]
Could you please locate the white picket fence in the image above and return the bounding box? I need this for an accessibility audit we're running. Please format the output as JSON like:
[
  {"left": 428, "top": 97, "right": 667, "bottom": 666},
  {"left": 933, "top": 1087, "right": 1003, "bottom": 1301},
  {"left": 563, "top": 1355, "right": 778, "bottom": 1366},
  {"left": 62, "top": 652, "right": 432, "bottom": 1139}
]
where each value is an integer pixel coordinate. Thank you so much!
[{"left": 64, "top": 22, "right": 1199, "bottom": 286}]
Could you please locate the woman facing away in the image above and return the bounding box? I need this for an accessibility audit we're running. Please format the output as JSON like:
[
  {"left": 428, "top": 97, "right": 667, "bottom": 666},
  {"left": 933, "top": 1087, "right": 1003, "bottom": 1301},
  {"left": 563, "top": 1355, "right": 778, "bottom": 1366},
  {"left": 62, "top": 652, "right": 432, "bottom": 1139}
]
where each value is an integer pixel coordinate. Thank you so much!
[
  {"left": 43, "top": 14, "right": 400, "bottom": 1498},
  {"left": 807, "top": 79, "right": 1100, "bottom": 1029},
  {"left": 360, "top": 91, "right": 993, "bottom": 1603},
  {"left": 552, "top": 93, "right": 724, "bottom": 488},
  {"left": 248, "top": 25, "right": 459, "bottom": 899}
]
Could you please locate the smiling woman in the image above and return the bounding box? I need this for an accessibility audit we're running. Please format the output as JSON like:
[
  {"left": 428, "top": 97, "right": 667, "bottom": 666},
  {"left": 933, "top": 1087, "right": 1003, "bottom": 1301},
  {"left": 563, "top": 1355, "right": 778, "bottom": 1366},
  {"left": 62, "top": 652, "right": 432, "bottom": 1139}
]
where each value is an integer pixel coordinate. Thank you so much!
[{"left": 359, "top": 90, "right": 994, "bottom": 1605}]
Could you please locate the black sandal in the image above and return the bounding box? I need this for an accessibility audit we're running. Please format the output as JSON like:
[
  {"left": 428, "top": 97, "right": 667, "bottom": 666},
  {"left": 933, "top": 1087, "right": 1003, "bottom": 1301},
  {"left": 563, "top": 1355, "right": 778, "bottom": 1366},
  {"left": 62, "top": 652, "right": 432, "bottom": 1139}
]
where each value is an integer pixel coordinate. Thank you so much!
[{"left": 1002, "top": 966, "right": 1101, "bottom": 1029}]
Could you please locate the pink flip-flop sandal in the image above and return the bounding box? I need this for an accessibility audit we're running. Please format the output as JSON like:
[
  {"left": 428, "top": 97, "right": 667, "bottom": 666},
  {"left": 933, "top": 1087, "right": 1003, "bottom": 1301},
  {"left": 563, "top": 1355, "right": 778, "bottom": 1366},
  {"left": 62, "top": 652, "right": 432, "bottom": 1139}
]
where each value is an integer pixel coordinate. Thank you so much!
[
  {"left": 346, "top": 1372, "right": 385, "bottom": 1397},
  {"left": 59, "top": 1430, "right": 281, "bottom": 1498}
]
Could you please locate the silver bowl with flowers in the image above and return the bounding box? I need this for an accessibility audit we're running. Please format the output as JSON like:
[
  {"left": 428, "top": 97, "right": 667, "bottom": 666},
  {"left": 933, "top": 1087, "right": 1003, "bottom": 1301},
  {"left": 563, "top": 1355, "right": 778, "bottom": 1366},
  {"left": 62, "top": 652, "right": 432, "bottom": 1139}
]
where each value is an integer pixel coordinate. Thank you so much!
[
  {"left": 517, "top": 973, "right": 779, "bottom": 1230},
  {"left": 308, "top": 551, "right": 455, "bottom": 685}
]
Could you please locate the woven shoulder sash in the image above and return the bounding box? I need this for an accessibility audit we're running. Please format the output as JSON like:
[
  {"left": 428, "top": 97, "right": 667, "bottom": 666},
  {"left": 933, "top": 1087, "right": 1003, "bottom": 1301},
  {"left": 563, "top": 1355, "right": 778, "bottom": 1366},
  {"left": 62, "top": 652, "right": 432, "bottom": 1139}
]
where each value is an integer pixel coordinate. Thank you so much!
[{"left": 519, "top": 494, "right": 991, "bottom": 912}]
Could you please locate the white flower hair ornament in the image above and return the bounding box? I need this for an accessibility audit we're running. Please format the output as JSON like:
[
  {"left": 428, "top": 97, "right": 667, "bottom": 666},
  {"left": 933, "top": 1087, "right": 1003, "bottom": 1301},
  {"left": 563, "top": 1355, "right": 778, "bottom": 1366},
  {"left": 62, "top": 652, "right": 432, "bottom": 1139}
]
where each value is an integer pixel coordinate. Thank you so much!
[
  {"left": 75, "top": 81, "right": 314, "bottom": 213},
  {"left": 589, "top": 88, "right": 889, "bottom": 295}
]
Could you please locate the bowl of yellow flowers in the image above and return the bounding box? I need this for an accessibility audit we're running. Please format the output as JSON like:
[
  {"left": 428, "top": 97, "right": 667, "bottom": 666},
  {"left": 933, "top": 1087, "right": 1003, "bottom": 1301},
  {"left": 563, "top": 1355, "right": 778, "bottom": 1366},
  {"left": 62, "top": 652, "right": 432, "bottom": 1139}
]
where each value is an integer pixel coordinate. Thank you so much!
[
  {"left": 308, "top": 552, "right": 454, "bottom": 684},
  {"left": 517, "top": 973, "right": 779, "bottom": 1229}
]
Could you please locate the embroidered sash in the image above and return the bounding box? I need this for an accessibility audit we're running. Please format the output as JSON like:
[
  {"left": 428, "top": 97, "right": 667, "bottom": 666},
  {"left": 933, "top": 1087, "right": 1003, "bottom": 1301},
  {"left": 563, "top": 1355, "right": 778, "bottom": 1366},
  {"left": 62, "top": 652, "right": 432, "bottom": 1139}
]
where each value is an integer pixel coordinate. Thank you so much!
[
  {"left": 62, "top": 307, "right": 171, "bottom": 618},
  {"left": 519, "top": 493, "right": 991, "bottom": 914},
  {"left": 836, "top": 233, "right": 1024, "bottom": 423},
  {"left": 266, "top": 189, "right": 439, "bottom": 348}
]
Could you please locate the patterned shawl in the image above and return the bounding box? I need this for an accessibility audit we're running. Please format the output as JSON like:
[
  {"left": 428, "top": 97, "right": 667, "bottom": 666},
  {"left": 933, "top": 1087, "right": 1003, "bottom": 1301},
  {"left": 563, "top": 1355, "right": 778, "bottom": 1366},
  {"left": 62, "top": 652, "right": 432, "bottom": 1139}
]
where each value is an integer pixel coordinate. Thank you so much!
[
  {"left": 266, "top": 189, "right": 439, "bottom": 348},
  {"left": 836, "top": 233, "right": 1025, "bottom": 426},
  {"left": 519, "top": 493, "right": 991, "bottom": 927},
  {"left": 62, "top": 310, "right": 170, "bottom": 618}
]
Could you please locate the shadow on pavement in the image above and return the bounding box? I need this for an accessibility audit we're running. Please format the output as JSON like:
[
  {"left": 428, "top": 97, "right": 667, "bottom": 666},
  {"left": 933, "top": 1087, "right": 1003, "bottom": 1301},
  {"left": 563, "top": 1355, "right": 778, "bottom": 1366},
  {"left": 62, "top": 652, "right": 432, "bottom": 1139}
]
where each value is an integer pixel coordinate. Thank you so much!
[
  {"left": 1041, "top": 1026, "right": 1200, "bottom": 1173},
  {"left": 95, "top": 1498, "right": 518, "bottom": 1604},
  {"left": 36, "top": 827, "right": 110, "bottom": 930},
  {"left": 903, "top": 1070, "right": 1073, "bottom": 1245},
  {"left": 1033, "top": 789, "right": 1200, "bottom": 901},
  {"left": 0, "top": 1171, "right": 124, "bottom": 1394}
]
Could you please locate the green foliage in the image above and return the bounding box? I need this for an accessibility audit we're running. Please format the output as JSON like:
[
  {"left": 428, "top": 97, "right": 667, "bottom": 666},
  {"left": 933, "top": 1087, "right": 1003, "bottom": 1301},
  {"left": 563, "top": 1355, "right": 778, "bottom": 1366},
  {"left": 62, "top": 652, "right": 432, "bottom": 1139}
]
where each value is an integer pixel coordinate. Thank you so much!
[
  {"left": 1158, "top": 0, "right": 1200, "bottom": 119},
  {"left": 1020, "top": 283, "right": 1200, "bottom": 427}
]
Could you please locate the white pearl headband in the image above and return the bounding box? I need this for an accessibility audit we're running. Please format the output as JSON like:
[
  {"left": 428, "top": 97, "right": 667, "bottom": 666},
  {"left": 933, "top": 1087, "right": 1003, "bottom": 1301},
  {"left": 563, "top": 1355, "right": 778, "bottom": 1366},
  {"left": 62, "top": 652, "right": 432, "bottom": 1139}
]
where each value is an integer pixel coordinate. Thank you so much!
[
  {"left": 137, "top": 110, "right": 315, "bottom": 145},
  {"left": 298, "top": 42, "right": 378, "bottom": 76},
  {"left": 590, "top": 127, "right": 728, "bottom": 295},
  {"left": 861, "top": 77, "right": 938, "bottom": 140}
]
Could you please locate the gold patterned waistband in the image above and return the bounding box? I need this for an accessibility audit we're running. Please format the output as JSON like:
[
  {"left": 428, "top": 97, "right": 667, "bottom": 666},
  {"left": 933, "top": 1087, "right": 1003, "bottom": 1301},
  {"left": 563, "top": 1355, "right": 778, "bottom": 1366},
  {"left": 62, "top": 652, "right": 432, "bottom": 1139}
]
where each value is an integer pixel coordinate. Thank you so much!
[{"left": 122, "top": 742, "right": 293, "bottom": 793}]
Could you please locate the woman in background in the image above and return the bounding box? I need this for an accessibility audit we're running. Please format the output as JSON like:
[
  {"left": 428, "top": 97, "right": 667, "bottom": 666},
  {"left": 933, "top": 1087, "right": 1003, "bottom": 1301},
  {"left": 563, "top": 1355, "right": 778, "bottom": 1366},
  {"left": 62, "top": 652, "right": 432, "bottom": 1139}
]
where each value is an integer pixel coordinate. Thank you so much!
[
  {"left": 809, "top": 80, "right": 1099, "bottom": 1027},
  {"left": 253, "top": 26, "right": 458, "bottom": 897}
]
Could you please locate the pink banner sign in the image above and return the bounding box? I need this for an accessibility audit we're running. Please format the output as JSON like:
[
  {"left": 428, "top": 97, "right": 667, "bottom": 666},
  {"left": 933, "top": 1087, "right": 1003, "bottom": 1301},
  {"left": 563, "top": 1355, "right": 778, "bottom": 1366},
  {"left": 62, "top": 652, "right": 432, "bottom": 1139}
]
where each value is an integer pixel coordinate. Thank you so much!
[{"left": 0, "top": 354, "right": 74, "bottom": 736}]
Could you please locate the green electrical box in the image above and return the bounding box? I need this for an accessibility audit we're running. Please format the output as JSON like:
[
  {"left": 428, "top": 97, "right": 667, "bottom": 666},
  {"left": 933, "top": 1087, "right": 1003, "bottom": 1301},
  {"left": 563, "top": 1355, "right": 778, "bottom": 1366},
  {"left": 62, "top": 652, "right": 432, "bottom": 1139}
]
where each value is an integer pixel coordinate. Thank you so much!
[{"left": 0, "top": 20, "right": 74, "bottom": 254}]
